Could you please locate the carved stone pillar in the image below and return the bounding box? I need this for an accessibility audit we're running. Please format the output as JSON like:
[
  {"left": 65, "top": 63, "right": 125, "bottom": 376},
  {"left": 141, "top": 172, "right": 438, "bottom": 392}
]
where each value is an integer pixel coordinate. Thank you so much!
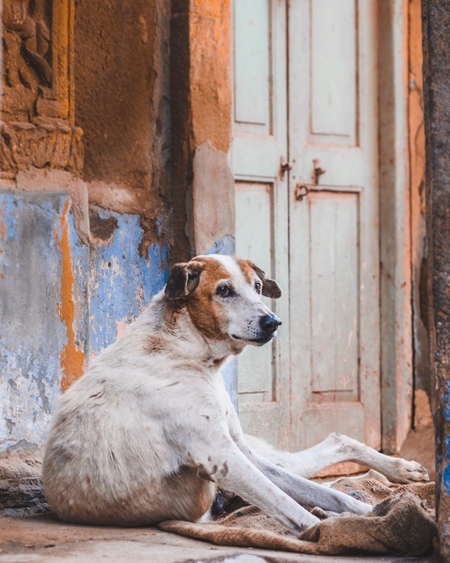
[{"left": 1, "top": 0, "right": 83, "bottom": 178}]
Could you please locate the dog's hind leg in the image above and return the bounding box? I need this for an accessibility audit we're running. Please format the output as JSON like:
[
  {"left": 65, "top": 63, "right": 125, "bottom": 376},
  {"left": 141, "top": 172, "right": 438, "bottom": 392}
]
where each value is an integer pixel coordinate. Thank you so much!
[{"left": 245, "top": 432, "right": 430, "bottom": 483}]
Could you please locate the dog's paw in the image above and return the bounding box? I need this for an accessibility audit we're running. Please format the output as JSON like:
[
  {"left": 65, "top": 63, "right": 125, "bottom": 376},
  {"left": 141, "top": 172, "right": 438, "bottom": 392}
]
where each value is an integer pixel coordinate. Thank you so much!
[{"left": 387, "top": 458, "right": 430, "bottom": 484}]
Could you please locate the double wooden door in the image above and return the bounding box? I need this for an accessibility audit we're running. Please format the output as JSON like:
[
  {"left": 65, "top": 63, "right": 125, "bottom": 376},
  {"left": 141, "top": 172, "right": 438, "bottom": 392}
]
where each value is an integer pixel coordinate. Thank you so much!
[{"left": 233, "top": 0, "right": 380, "bottom": 451}]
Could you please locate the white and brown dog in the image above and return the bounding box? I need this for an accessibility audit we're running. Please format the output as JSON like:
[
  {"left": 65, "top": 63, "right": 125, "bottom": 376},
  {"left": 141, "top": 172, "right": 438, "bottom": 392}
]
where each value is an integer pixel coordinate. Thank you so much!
[{"left": 43, "top": 255, "right": 429, "bottom": 534}]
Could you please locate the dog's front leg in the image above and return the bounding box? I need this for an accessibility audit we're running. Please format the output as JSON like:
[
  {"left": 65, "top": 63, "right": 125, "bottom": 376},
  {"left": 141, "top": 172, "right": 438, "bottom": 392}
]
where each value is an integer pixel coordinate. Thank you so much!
[
  {"left": 247, "top": 451, "right": 372, "bottom": 515},
  {"left": 231, "top": 431, "right": 371, "bottom": 515},
  {"left": 222, "top": 395, "right": 370, "bottom": 515},
  {"left": 183, "top": 435, "right": 319, "bottom": 534}
]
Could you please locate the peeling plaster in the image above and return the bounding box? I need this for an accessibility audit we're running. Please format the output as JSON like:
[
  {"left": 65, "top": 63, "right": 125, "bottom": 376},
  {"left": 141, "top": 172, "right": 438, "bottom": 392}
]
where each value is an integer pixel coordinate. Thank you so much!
[
  {"left": 0, "top": 194, "right": 168, "bottom": 452},
  {"left": 206, "top": 235, "right": 235, "bottom": 256},
  {"left": 443, "top": 381, "right": 450, "bottom": 423},
  {"left": 15, "top": 169, "right": 90, "bottom": 245},
  {"left": 88, "top": 206, "right": 168, "bottom": 358},
  {"left": 0, "top": 191, "right": 88, "bottom": 451},
  {"left": 56, "top": 199, "right": 86, "bottom": 392},
  {"left": 445, "top": 436, "right": 450, "bottom": 493}
]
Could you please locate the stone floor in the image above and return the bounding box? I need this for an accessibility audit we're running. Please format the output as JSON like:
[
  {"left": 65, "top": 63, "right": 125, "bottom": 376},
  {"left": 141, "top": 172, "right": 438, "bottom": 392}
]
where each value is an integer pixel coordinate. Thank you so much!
[
  {"left": 0, "top": 513, "right": 435, "bottom": 563},
  {"left": 399, "top": 426, "right": 435, "bottom": 482}
]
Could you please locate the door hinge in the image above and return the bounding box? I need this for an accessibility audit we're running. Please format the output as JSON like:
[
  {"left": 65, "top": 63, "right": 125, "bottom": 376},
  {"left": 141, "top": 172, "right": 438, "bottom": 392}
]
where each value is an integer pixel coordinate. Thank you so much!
[
  {"left": 279, "top": 157, "right": 293, "bottom": 179},
  {"left": 313, "top": 158, "right": 326, "bottom": 185}
]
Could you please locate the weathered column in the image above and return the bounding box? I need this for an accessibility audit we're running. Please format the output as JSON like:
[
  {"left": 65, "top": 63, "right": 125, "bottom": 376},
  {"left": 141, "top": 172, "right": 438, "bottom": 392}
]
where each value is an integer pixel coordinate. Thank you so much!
[
  {"left": 422, "top": 0, "right": 450, "bottom": 557},
  {"left": 170, "top": 0, "right": 234, "bottom": 264},
  {"left": 170, "top": 0, "right": 236, "bottom": 403}
]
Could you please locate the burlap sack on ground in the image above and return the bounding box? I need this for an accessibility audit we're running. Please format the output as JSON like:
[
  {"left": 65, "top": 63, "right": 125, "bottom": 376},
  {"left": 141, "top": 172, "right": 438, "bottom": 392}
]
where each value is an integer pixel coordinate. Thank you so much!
[{"left": 157, "top": 480, "right": 436, "bottom": 556}]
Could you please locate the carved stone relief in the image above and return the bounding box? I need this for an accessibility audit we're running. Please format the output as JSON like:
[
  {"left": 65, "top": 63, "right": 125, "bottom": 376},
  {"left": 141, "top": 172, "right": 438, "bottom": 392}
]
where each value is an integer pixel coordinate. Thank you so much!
[{"left": 1, "top": 0, "right": 83, "bottom": 178}]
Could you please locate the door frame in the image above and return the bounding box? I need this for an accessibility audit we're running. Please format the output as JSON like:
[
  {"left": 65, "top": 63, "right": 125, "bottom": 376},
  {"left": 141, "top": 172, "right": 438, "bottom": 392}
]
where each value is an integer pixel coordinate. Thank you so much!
[{"left": 378, "top": 0, "right": 413, "bottom": 454}]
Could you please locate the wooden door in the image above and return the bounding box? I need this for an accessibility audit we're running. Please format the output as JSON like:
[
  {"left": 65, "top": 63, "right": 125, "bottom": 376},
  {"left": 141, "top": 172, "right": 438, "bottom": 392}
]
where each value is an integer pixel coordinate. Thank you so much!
[
  {"left": 288, "top": 0, "right": 381, "bottom": 450},
  {"left": 232, "top": 0, "right": 381, "bottom": 452},
  {"left": 232, "top": 0, "right": 291, "bottom": 448}
]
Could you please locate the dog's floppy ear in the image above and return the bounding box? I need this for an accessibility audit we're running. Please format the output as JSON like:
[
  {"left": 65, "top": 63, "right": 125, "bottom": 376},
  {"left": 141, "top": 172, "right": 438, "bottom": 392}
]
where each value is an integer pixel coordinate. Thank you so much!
[
  {"left": 165, "top": 261, "right": 204, "bottom": 300},
  {"left": 246, "top": 261, "right": 282, "bottom": 299}
]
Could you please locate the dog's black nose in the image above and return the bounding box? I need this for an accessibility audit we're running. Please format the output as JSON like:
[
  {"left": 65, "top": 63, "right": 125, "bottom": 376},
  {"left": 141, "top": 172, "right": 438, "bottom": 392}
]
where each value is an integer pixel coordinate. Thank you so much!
[{"left": 260, "top": 314, "right": 282, "bottom": 333}]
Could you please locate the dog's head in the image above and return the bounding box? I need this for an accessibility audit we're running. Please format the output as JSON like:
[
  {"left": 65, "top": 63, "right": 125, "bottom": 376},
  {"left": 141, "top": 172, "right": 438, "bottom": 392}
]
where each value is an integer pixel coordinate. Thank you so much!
[{"left": 165, "top": 255, "right": 282, "bottom": 350}]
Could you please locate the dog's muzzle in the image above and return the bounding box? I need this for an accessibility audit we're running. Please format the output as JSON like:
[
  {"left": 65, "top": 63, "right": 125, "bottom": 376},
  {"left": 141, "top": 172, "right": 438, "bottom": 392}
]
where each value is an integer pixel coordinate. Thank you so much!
[{"left": 231, "top": 313, "right": 282, "bottom": 345}]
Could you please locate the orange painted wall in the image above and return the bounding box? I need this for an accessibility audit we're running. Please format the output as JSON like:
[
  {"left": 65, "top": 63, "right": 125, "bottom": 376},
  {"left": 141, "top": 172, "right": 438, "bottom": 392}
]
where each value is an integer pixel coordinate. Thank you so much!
[{"left": 408, "top": 0, "right": 431, "bottom": 427}]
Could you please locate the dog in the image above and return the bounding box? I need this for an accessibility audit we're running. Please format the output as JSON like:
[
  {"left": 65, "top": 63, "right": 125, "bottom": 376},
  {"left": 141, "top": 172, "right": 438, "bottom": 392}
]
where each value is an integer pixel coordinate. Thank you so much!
[{"left": 43, "top": 254, "right": 429, "bottom": 534}]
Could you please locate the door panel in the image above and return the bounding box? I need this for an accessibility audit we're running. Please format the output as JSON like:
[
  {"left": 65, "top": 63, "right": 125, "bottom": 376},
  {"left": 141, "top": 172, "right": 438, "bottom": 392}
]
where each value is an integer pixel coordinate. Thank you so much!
[
  {"left": 236, "top": 183, "right": 273, "bottom": 401},
  {"left": 232, "top": 0, "right": 290, "bottom": 448},
  {"left": 309, "top": 191, "right": 359, "bottom": 396},
  {"left": 289, "top": 0, "right": 380, "bottom": 450},
  {"left": 234, "top": 0, "right": 271, "bottom": 129},
  {"left": 311, "top": 0, "right": 357, "bottom": 140}
]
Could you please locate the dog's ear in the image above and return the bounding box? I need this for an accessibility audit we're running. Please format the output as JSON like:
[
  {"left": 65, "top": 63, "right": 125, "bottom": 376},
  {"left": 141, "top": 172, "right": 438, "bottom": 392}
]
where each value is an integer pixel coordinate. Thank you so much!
[
  {"left": 165, "top": 261, "right": 204, "bottom": 300},
  {"left": 246, "top": 261, "right": 282, "bottom": 299}
]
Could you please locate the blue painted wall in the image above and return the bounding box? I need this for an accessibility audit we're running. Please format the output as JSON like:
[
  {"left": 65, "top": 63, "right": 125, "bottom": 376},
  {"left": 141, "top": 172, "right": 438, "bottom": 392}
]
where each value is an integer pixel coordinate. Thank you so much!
[
  {"left": 205, "top": 235, "right": 235, "bottom": 257},
  {"left": 0, "top": 192, "right": 168, "bottom": 452},
  {"left": 89, "top": 207, "right": 168, "bottom": 357},
  {"left": 0, "top": 191, "right": 88, "bottom": 451}
]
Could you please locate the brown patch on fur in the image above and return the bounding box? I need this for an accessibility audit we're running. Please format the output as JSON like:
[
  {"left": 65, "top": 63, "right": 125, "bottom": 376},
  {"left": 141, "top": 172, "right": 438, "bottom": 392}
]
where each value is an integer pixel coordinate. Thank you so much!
[
  {"left": 213, "top": 357, "right": 227, "bottom": 368},
  {"left": 164, "top": 302, "right": 184, "bottom": 329},
  {"left": 197, "top": 465, "right": 214, "bottom": 482},
  {"left": 235, "top": 257, "right": 257, "bottom": 284},
  {"left": 145, "top": 335, "right": 166, "bottom": 354},
  {"left": 243, "top": 259, "right": 282, "bottom": 299},
  {"left": 185, "top": 257, "right": 232, "bottom": 341},
  {"left": 165, "top": 261, "right": 204, "bottom": 300}
]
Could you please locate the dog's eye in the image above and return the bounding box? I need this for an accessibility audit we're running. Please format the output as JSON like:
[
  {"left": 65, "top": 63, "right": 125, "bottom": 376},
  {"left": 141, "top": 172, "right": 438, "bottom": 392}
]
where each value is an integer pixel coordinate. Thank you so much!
[
  {"left": 254, "top": 282, "right": 262, "bottom": 295},
  {"left": 216, "top": 285, "right": 233, "bottom": 297}
]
